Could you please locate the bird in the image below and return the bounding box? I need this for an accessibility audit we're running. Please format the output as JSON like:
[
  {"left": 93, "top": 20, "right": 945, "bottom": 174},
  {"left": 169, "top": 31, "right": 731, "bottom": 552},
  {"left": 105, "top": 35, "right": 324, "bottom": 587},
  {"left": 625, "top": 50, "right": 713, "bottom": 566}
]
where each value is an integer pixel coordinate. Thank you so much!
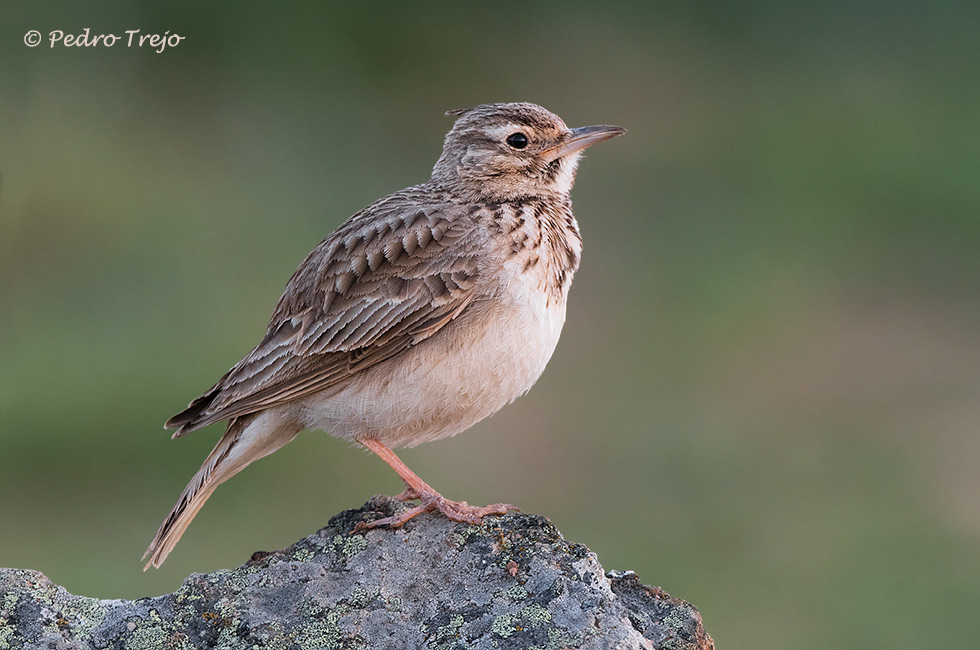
[{"left": 142, "top": 102, "right": 625, "bottom": 569}]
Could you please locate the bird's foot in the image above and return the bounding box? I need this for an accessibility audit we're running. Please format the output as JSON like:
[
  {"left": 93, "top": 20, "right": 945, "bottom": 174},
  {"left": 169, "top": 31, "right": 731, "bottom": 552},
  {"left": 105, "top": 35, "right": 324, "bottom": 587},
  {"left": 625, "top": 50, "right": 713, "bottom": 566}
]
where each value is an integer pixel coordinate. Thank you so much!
[
  {"left": 355, "top": 490, "right": 517, "bottom": 531},
  {"left": 392, "top": 486, "right": 422, "bottom": 502}
]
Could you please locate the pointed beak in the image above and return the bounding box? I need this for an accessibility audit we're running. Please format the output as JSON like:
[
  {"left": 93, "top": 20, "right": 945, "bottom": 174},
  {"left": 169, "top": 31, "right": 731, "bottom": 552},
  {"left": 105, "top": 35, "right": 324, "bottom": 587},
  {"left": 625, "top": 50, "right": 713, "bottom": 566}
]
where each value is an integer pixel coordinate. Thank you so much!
[{"left": 543, "top": 124, "right": 626, "bottom": 162}]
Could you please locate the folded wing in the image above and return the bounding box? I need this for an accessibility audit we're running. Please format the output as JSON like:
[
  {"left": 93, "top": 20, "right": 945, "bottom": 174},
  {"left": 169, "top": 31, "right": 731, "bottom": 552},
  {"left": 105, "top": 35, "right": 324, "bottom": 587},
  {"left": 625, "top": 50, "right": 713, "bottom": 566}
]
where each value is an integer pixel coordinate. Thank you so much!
[{"left": 166, "top": 195, "right": 482, "bottom": 436}]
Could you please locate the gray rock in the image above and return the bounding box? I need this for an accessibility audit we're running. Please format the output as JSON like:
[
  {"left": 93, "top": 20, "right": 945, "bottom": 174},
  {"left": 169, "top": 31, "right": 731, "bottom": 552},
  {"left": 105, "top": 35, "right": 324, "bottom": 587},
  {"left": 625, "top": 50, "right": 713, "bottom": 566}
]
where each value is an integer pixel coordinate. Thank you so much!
[{"left": 0, "top": 497, "right": 713, "bottom": 649}]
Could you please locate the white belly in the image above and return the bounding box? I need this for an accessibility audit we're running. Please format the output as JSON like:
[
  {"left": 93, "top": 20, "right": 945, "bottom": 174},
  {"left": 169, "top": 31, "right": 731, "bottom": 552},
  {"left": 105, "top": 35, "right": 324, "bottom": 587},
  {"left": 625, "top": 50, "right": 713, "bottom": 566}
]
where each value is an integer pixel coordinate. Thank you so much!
[{"left": 298, "top": 278, "right": 568, "bottom": 448}]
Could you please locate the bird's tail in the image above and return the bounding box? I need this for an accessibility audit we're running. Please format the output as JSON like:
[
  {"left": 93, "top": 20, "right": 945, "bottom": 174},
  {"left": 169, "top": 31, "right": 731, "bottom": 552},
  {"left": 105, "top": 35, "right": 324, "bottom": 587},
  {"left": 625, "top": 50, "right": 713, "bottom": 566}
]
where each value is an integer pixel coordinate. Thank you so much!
[{"left": 142, "top": 414, "right": 300, "bottom": 570}]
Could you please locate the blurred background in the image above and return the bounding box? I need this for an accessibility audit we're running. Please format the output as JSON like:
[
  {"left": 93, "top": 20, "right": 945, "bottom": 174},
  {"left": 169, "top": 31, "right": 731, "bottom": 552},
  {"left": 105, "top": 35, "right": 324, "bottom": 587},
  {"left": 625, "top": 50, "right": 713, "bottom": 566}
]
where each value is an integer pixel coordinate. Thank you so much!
[{"left": 2, "top": 1, "right": 979, "bottom": 647}]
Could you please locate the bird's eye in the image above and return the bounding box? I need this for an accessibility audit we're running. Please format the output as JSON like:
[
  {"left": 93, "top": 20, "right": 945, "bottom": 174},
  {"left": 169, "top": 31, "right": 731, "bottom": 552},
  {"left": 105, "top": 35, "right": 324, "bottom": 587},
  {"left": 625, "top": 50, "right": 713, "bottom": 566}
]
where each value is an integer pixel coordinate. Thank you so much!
[{"left": 505, "top": 132, "right": 529, "bottom": 149}]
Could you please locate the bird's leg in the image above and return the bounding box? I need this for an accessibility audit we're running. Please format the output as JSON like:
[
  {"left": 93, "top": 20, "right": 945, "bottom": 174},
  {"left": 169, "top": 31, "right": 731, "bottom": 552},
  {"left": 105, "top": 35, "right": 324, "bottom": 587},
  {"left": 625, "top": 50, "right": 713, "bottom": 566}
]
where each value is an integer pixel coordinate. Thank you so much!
[{"left": 355, "top": 437, "right": 517, "bottom": 530}]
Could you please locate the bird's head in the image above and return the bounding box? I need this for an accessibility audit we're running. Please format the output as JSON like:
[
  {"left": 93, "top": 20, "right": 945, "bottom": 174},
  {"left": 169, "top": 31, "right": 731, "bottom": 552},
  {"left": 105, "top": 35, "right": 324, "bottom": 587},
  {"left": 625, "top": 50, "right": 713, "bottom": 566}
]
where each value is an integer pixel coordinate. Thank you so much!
[{"left": 430, "top": 102, "right": 625, "bottom": 201}]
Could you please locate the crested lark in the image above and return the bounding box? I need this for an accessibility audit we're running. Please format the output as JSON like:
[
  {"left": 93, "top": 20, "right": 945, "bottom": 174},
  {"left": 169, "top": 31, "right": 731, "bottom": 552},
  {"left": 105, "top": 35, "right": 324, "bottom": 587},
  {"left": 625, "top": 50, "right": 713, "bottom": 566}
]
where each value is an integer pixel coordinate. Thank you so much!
[{"left": 143, "top": 102, "right": 624, "bottom": 569}]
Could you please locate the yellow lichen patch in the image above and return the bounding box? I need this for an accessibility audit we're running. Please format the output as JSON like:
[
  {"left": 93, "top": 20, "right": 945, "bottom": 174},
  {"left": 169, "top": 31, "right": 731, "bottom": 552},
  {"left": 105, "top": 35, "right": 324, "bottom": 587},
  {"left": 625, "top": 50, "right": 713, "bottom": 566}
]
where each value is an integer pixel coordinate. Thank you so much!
[{"left": 330, "top": 534, "right": 368, "bottom": 559}]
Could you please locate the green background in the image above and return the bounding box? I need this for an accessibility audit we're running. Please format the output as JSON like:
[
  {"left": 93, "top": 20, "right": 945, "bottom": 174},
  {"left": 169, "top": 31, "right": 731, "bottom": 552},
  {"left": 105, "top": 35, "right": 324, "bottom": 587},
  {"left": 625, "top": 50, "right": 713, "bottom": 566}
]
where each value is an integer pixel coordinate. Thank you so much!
[{"left": 3, "top": 2, "right": 979, "bottom": 648}]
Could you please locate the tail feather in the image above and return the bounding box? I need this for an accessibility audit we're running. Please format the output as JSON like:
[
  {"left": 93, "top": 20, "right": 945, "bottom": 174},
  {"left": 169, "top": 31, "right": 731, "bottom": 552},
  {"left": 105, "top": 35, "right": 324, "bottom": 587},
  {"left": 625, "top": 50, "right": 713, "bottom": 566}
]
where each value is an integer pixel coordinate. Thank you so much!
[{"left": 143, "top": 413, "right": 300, "bottom": 570}]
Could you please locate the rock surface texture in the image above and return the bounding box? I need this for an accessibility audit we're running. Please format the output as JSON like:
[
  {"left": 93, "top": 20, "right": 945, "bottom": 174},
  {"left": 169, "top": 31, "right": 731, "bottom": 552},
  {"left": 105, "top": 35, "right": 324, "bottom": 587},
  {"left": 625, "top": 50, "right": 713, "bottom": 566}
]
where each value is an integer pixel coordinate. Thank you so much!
[{"left": 0, "top": 497, "right": 713, "bottom": 649}]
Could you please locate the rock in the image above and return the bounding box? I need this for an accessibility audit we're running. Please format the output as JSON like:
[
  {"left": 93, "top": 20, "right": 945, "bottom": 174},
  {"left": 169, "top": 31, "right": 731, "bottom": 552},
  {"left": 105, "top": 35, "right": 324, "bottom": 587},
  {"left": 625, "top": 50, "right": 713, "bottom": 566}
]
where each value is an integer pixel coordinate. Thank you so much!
[{"left": 0, "top": 496, "right": 713, "bottom": 649}]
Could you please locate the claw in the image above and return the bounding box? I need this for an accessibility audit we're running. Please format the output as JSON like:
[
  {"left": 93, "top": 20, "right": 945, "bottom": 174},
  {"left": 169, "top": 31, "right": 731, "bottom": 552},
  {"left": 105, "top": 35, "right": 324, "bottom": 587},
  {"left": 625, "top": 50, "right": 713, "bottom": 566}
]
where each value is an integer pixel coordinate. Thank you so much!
[{"left": 393, "top": 486, "right": 422, "bottom": 502}]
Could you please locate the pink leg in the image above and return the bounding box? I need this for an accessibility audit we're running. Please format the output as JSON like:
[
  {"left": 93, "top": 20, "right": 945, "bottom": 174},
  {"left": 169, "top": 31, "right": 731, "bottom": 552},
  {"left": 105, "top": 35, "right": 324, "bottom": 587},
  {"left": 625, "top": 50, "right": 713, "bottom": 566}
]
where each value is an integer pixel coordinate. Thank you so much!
[{"left": 356, "top": 437, "right": 517, "bottom": 530}]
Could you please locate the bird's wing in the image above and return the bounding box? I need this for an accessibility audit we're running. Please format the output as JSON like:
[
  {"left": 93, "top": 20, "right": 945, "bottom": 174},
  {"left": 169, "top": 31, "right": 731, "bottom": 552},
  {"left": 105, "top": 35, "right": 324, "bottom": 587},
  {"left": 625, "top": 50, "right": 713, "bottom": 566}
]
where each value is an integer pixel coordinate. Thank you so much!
[{"left": 166, "top": 194, "right": 484, "bottom": 435}]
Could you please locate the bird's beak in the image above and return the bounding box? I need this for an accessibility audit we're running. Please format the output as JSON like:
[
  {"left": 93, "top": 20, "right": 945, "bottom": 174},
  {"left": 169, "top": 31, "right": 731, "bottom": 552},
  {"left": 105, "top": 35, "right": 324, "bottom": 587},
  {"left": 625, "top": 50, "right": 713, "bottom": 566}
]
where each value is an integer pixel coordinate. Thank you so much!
[{"left": 543, "top": 124, "right": 626, "bottom": 162}]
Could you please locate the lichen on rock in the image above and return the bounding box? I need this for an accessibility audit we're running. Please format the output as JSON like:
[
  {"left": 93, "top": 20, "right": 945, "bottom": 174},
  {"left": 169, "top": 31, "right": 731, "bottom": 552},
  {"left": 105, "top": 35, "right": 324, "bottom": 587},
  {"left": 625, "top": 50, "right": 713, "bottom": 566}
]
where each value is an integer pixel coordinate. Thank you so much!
[{"left": 0, "top": 496, "right": 713, "bottom": 649}]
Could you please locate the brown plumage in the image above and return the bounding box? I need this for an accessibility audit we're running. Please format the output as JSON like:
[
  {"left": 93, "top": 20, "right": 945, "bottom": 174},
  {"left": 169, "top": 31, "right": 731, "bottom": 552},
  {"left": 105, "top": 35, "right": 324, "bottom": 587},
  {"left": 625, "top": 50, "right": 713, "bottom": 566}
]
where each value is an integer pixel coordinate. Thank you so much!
[{"left": 144, "top": 102, "right": 624, "bottom": 569}]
